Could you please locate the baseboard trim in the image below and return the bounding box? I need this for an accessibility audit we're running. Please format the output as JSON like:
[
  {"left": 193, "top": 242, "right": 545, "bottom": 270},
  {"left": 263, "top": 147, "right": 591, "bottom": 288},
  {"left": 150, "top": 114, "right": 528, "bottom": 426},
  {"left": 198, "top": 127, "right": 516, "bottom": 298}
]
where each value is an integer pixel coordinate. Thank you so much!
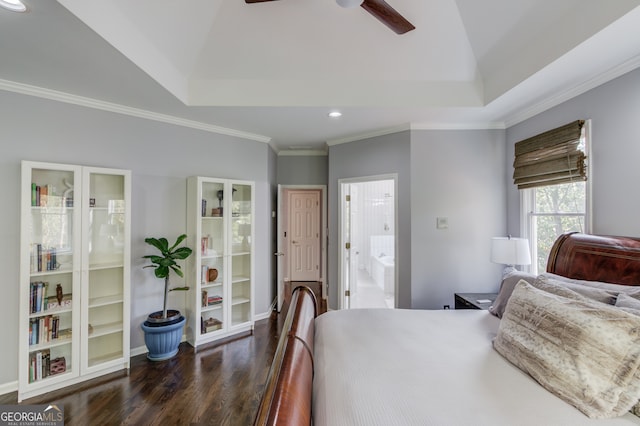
[
  {"left": 0, "top": 380, "right": 18, "bottom": 397},
  {"left": 253, "top": 311, "right": 272, "bottom": 321}
]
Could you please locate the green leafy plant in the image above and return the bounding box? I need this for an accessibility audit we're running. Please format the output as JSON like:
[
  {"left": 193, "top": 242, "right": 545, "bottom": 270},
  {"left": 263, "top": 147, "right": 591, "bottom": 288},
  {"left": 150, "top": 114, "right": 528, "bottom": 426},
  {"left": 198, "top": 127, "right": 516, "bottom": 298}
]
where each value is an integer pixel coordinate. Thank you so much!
[{"left": 143, "top": 234, "right": 193, "bottom": 320}]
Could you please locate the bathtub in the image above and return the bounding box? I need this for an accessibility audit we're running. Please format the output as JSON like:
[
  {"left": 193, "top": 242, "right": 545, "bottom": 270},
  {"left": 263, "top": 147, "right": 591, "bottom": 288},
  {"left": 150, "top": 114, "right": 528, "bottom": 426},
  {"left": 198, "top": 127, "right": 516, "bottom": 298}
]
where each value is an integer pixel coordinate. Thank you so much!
[{"left": 371, "top": 255, "right": 394, "bottom": 295}]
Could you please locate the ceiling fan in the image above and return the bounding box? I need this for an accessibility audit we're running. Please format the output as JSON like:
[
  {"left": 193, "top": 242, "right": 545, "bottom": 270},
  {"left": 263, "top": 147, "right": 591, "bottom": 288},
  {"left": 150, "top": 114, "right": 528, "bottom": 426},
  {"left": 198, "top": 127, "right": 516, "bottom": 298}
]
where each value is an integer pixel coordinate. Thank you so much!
[{"left": 244, "top": 0, "right": 415, "bottom": 35}]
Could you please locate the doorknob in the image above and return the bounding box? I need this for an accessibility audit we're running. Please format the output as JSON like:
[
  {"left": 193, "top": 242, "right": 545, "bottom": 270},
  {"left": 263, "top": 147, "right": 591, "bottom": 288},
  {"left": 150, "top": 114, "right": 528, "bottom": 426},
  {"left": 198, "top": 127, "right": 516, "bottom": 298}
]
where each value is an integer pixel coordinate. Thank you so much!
[{"left": 274, "top": 252, "right": 284, "bottom": 256}]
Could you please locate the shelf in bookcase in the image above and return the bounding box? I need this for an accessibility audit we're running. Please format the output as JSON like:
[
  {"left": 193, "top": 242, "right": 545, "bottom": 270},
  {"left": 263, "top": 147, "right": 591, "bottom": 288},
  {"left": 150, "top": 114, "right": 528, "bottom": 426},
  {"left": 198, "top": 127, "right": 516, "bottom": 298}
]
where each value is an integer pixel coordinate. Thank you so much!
[
  {"left": 29, "top": 336, "right": 72, "bottom": 352},
  {"left": 231, "top": 250, "right": 250, "bottom": 256},
  {"left": 202, "top": 281, "right": 222, "bottom": 290},
  {"left": 201, "top": 328, "right": 222, "bottom": 335},
  {"left": 89, "top": 294, "right": 123, "bottom": 308},
  {"left": 202, "top": 253, "right": 224, "bottom": 260},
  {"left": 29, "top": 369, "right": 73, "bottom": 386},
  {"left": 231, "top": 296, "right": 250, "bottom": 306},
  {"left": 201, "top": 304, "right": 223, "bottom": 313},
  {"left": 88, "top": 262, "right": 124, "bottom": 271},
  {"left": 88, "top": 351, "right": 122, "bottom": 367},
  {"left": 88, "top": 321, "right": 123, "bottom": 338},
  {"left": 201, "top": 216, "right": 224, "bottom": 221},
  {"left": 89, "top": 206, "right": 123, "bottom": 211},
  {"left": 232, "top": 275, "right": 251, "bottom": 284},
  {"left": 30, "top": 267, "right": 73, "bottom": 278},
  {"left": 29, "top": 306, "right": 72, "bottom": 319},
  {"left": 31, "top": 206, "right": 74, "bottom": 214}
]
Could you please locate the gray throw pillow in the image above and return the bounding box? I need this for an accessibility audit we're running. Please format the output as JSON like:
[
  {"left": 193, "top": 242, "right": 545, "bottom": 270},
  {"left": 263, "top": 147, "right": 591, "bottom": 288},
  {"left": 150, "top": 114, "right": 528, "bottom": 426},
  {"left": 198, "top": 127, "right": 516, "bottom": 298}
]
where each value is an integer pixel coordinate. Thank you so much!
[{"left": 488, "top": 270, "right": 536, "bottom": 318}]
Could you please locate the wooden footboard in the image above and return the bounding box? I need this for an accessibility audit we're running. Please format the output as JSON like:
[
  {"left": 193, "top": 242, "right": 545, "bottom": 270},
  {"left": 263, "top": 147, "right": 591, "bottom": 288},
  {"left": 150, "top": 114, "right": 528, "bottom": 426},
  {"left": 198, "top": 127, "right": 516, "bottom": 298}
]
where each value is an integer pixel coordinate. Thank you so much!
[{"left": 254, "top": 285, "right": 318, "bottom": 426}]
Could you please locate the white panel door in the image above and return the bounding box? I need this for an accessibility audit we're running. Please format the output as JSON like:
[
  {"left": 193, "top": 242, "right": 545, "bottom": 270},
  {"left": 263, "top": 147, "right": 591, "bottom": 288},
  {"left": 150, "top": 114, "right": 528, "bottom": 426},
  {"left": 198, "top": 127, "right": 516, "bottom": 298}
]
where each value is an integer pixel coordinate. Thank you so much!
[{"left": 289, "top": 190, "right": 320, "bottom": 281}]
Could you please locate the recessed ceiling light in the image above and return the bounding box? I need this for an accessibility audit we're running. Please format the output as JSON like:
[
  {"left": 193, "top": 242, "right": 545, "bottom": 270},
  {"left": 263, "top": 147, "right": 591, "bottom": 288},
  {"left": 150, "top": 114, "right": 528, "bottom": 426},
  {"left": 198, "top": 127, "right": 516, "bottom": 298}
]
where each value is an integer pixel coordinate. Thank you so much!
[
  {"left": 328, "top": 111, "right": 342, "bottom": 118},
  {"left": 0, "top": 0, "right": 27, "bottom": 12}
]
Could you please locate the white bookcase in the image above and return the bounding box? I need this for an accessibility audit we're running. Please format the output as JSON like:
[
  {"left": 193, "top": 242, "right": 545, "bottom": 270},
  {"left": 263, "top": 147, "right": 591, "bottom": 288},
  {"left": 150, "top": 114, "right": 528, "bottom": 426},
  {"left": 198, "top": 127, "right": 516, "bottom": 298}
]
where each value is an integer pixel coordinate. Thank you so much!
[
  {"left": 186, "top": 177, "right": 254, "bottom": 348},
  {"left": 19, "top": 161, "right": 131, "bottom": 401}
]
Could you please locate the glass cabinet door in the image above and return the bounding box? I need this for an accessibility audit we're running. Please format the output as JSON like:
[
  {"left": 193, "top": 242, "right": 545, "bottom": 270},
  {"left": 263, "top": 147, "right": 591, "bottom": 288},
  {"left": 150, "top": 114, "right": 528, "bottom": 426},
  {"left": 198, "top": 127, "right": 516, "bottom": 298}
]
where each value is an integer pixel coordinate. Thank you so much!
[
  {"left": 21, "top": 163, "right": 81, "bottom": 386},
  {"left": 82, "top": 168, "right": 130, "bottom": 373},
  {"left": 229, "top": 182, "right": 252, "bottom": 326},
  {"left": 199, "top": 180, "right": 226, "bottom": 335}
]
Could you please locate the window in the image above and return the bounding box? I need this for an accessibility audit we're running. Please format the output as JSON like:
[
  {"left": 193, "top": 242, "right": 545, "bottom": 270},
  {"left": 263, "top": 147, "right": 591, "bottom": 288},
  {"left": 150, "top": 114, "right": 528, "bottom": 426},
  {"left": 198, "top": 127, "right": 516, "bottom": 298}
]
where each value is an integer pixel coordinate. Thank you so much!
[
  {"left": 521, "top": 182, "right": 588, "bottom": 274},
  {"left": 518, "top": 120, "right": 591, "bottom": 274}
]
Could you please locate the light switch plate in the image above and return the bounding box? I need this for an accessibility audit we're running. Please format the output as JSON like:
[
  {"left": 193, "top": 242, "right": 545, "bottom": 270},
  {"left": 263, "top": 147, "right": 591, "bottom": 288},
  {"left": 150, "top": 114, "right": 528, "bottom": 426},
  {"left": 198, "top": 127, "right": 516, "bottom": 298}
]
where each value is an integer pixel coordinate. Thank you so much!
[{"left": 436, "top": 217, "right": 448, "bottom": 229}]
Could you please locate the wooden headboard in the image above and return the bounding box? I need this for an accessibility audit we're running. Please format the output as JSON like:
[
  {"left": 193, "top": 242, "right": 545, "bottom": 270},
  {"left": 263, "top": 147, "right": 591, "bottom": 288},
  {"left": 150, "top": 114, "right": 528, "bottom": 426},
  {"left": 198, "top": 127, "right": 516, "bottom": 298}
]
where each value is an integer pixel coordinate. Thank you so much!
[{"left": 547, "top": 232, "right": 640, "bottom": 285}]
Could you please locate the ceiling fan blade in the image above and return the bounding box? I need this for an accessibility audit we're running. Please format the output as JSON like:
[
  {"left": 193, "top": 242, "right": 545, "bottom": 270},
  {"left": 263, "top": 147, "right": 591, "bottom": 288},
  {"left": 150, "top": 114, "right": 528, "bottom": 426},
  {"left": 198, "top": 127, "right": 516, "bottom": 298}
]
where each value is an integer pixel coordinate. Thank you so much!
[
  {"left": 245, "top": 0, "right": 278, "bottom": 3},
  {"left": 360, "top": 0, "right": 415, "bottom": 34}
]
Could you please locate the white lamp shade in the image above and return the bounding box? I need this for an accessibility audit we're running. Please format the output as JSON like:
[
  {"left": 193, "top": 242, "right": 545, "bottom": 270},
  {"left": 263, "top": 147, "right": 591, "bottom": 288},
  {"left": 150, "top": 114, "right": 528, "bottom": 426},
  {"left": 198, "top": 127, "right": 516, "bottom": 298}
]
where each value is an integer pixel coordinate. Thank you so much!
[
  {"left": 491, "top": 237, "right": 531, "bottom": 266},
  {"left": 336, "top": 0, "right": 364, "bottom": 8}
]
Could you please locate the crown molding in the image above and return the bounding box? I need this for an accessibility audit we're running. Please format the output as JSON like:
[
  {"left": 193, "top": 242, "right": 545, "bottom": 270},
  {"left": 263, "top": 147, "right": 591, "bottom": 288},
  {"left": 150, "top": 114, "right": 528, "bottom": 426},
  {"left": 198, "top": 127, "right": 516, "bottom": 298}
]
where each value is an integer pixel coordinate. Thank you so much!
[
  {"left": 0, "top": 79, "right": 272, "bottom": 144},
  {"left": 278, "top": 149, "right": 328, "bottom": 157},
  {"left": 326, "top": 124, "right": 411, "bottom": 146},
  {"left": 504, "top": 54, "right": 640, "bottom": 128},
  {"left": 410, "top": 122, "right": 506, "bottom": 130}
]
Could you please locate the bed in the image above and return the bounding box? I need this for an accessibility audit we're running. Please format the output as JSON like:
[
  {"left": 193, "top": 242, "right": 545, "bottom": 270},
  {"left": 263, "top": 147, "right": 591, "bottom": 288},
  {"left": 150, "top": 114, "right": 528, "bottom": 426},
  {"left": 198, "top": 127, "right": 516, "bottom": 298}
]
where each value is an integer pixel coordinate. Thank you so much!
[{"left": 255, "top": 232, "right": 640, "bottom": 425}]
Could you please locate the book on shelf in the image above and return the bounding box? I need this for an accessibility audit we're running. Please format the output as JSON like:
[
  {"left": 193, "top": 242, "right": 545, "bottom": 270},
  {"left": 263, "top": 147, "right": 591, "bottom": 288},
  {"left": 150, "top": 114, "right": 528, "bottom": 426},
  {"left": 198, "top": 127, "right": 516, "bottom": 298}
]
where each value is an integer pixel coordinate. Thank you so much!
[
  {"left": 202, "top": 317, "right": 222, "bottom": 333},
  {"left": 29, "top": 315, "right": 62, "bottom": 345},
  {"left": 30, "top": 281, "right": 72, "bottom": 313},
  {"left": 30, "top": 245, "right": 59, "bottom": 272},
  {"left": 29, "top": 349, "right": 51, "bottom": 383},
  {"left": 30, "top": 281, "right": 49, "bottom": 313},
  {"left": 201, "top": 265, "right": 208, "bottom": 283},
  {"left": 201, "top": 290, "right": 208, "bottom": 308},
  {"left": 208, "top": 295, "right": 222, "bottom": 306},
  {"left": 31, "top": 183, "right": 61, "bottom": 207}
]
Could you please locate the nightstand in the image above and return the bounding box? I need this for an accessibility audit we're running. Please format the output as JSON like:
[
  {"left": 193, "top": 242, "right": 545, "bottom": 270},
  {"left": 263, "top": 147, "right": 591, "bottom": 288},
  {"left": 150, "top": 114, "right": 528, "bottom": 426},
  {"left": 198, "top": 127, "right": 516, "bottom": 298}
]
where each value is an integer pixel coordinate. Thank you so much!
[{"left": 454, "top": 292, "right": 498, "bottom": 310}]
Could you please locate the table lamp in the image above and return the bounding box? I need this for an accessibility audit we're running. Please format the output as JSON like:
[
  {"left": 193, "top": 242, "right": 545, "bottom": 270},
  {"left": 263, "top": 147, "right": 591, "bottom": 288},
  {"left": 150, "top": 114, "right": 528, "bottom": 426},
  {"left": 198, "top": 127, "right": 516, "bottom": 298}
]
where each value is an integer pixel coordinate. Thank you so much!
[{"left": 491, "top": 236, "right": 531, "bottom": 276}]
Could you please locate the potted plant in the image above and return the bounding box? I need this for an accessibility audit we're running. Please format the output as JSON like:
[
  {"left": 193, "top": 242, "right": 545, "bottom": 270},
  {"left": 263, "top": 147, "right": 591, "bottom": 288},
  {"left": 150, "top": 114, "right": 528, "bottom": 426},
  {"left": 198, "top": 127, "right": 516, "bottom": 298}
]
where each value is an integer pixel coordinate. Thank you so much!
[{"left": 140, "top": 234, "right": 193, "bottom": 361}]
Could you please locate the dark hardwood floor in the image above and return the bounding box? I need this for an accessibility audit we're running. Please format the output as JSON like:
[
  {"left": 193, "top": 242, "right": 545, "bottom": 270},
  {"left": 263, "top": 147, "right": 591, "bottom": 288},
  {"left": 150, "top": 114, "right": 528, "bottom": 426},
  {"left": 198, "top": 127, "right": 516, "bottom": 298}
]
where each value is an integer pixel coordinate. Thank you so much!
[{"left": 0, "top": 314, "right": 283, "bottom": 426}]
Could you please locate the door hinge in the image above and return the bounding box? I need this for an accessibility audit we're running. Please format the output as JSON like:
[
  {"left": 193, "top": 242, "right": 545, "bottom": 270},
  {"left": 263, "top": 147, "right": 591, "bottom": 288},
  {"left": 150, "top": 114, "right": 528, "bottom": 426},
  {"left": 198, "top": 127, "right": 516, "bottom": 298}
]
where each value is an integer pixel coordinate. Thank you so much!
[
  {"left": 345, "top": 290, "right": 351, "bottom": 297},
  {"left": 345, "top": 242, "right": 351, "bottom": 249},
  {"left": 346, "top": 195, "right": 350, "bottom": 202}
]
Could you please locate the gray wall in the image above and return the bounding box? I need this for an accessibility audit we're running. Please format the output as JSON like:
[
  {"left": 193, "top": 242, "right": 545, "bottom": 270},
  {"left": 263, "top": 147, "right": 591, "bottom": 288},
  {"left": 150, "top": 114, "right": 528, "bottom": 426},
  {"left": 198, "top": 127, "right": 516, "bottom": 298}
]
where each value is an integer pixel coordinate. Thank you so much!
[
  {"left": 327, "top": 129, "right": 506, "bottom": 311},
  {"left": 276, "top": 155, "right": 328, "bottom": 185},
  {"left": 410, "top": 129, "right": 506, "bottom": 309},
  {"left": 328, "top": 131, "right": 412, "bottom": 309},
  {"left": 0, "top": 90, "right": 275, "bottom": 388},
  {"left": 506, "top": 67, "right": 640, "bottom": 239},
  {"left": 4, "top": 65, "right": 640, "bottom": 392}
]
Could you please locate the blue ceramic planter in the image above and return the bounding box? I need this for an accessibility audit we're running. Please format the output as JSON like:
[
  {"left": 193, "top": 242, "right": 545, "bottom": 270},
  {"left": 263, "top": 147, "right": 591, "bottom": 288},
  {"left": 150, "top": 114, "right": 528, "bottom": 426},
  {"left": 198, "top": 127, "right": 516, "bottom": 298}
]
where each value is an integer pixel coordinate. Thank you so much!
[{"left": 141, "top": 315, "right": 186, "bottom": 361}]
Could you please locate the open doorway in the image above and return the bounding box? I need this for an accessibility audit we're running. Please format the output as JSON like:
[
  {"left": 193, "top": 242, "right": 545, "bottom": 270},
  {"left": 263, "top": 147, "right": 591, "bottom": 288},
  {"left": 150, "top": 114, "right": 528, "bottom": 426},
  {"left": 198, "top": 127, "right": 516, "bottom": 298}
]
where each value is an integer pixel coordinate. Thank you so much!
[{"left": 339, "top": 175, "right": 397, "bottom": 309}]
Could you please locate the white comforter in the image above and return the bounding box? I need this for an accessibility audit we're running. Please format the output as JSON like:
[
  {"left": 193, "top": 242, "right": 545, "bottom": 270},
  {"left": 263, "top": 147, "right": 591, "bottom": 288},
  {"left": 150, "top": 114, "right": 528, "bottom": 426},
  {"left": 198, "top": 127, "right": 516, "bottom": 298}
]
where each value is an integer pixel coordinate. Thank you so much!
[{"left": 313, "top": 308, "right": 640, "bottom": 426}]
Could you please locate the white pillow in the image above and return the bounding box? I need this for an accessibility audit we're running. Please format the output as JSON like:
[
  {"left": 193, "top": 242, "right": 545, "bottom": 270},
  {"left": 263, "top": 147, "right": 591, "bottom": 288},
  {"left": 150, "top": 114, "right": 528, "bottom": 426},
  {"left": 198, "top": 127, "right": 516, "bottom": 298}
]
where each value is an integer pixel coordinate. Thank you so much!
[
  {"left": 533, "top": 274, "right": 617, "bottom": 305},
  {"left": 540, "top": 272, "right": 640, "bottom": 298}
]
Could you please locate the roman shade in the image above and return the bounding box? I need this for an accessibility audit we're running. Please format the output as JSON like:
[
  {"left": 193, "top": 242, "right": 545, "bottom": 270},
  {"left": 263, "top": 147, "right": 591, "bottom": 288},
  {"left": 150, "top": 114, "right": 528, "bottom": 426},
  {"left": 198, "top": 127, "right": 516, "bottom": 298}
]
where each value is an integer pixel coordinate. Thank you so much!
[{"left": 513, "top": 120, "right": 586, "bottom": 189}]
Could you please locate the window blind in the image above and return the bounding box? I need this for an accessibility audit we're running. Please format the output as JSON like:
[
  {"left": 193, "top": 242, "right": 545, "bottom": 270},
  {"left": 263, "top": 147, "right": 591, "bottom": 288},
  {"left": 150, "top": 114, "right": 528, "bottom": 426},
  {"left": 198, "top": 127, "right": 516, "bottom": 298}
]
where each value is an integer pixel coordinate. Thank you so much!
[{"left": 513, "top": 120, "right": 586, "bottom": 189}]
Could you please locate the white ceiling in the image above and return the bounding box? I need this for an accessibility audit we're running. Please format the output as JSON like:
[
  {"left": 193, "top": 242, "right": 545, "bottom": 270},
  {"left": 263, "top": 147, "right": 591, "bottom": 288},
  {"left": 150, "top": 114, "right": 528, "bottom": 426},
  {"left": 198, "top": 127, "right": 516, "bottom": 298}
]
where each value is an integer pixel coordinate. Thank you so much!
[{"left": 2, "top": 0, "right": 640, "bottom": 153}]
